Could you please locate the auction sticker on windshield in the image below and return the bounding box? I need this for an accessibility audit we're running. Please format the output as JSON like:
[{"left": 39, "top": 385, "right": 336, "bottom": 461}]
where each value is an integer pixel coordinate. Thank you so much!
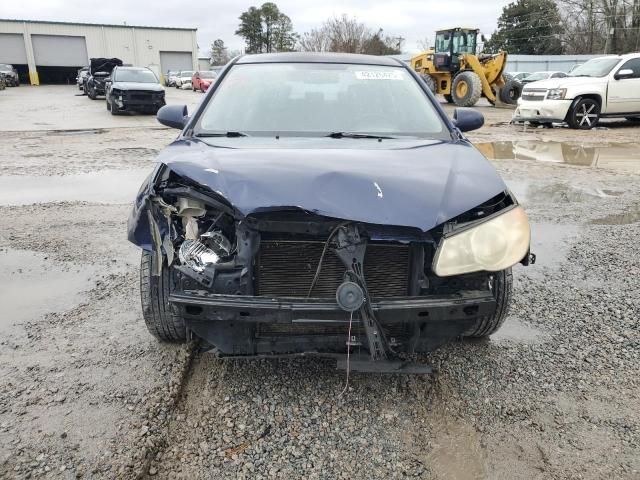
[{"left": 355, "top": 71, "right": 403, "bottom": 80}]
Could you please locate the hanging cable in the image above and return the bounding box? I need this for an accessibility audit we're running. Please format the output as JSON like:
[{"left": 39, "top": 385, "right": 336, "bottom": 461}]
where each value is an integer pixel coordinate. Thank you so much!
[
  {"left": 306, "top": 222, "right": 350, "bottom": 298},
  {"left": 338, "top": 309, "right": 354, "bottom": 398}
]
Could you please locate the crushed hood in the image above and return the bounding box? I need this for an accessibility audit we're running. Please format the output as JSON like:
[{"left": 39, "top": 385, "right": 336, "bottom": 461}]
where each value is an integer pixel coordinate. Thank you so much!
[
  {"left": 90, "top": 57, "right": 122, "bottom": 74},
  {"left": 150, "top": 139, "right": 506, "bottom": 232}
]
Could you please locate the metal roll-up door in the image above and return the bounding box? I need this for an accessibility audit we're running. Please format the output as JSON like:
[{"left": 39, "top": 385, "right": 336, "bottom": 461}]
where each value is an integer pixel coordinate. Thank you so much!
[
  {"left": 32, "top": 35, "right": 88, "bottom": 66},
  {"left": 160, "top": 51, "right": 193, "bottom": 75},
  {"left": 0, "top": 33, "right": 28, "bottom": 64}
]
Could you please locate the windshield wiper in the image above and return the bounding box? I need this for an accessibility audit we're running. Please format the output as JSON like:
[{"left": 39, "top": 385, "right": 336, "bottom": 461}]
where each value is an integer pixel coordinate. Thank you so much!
[
  {"left": 326, "top": 132, "right": 396, "bottom": 139},
  {"left": 570, "top": 74, "right": 591, "bottom": 77},
  {"left": 195, "top": 131, "right": 249, "bottom": 138}
]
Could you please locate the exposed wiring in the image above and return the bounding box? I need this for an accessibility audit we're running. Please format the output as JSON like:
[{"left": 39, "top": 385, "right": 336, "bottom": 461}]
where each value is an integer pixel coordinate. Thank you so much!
[
  {"left": 306, "top": 222, "right": 350, "bottom": 298},
  {"left": 338, "top": 309, "right": 354, "bottom": 398}
]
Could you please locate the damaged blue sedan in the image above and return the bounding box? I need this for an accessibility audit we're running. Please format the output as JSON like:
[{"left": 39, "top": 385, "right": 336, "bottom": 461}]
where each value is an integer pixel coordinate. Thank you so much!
[{"left": 128, "top": 53, "right": 534, "bottom": 372}]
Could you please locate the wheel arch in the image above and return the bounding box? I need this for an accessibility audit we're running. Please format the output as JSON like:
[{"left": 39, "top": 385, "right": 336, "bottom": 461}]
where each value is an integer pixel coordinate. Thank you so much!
[{"left": 565, "top": 93, "right": 602, "bottom": 121}]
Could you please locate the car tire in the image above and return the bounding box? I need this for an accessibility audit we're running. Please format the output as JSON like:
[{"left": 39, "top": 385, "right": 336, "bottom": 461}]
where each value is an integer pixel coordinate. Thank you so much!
[
  {"left": 109, "top": 99, "right": 122, "bottom": 115},
  {"left": 451, "top": 71, "right": 482, "bottom": 107},
  {"left": 140, "top": 251, "right": 186, "bottom": 342},
  {"left": 87, "top": 85, "right": 97, "bottom": 100},
  {"left": 499, "top": 78, "right": 522, "bottom": 105},
  {"left": 420, "top": 74, "right": 436, "bottom": 94},
  {"left": 464, "top": 268, "right": 512, "bottom": 338},
  {"left": 567, "top": 98, "right": 600, "bottom": 129}
]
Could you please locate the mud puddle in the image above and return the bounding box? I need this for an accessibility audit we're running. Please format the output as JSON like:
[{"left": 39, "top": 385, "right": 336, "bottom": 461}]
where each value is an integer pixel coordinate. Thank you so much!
[
  {"left": 526, "top": 222, "right": 581, "bottom": 279},
  {"left": 506, "top": 180, "right": 622, "bottom": 205},
  {"left": 0, "top": 169, "right": 150, "bottom": 205},
  {"left": 591, "top": 204, "right": 640, "bottom": 225},
  {"left": 425, "top": 417, "right": 486, "bottom": 480},
  {"left": 476, "top": 140, "right": 640, "bottom": 173},
  {"left": 0, "top": 248, "right": 96, "bottom": 333}
]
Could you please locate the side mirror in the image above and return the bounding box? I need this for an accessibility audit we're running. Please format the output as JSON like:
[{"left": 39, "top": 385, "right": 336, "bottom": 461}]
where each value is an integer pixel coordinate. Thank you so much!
[
  {"left": 157, "top": 104, "right": 189, "bottom": 129},
  {"left": 452, "top": 108, "right": 484, "bottom": 132},
  {"left": 614, "top": 69, "right": 634, "bottom": 80}
]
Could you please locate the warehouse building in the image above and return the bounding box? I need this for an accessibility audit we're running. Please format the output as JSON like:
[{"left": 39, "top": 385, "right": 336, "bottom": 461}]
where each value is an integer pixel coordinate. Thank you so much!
[{"left": 0, "top": 19, "right": 198, "bottom": 85}]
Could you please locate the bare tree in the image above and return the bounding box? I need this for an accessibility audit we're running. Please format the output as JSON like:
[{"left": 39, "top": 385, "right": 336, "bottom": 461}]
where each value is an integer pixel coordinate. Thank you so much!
[
  {"left": 417, "top": 36, "right": 433, "bottom": 51},
  {"left": 325, "top": 15, "right": 371, "bottom": 53},
  {"left": 299, "top": 27, "right": 331, "bottom": 52},
  {"left": 299, "top": 15, "right": 401, "bottom": 54}
]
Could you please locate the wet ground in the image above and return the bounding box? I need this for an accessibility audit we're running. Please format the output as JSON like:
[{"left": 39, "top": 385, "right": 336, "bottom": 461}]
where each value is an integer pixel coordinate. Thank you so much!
[{"left": 0, "top": 86, "right": 639, "bottom": 479}]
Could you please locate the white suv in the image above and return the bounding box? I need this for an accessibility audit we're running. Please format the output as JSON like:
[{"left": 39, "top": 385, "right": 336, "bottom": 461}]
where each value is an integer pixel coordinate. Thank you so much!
[{"left": 513, "top": 53, "right": 640, "bottom": 129}]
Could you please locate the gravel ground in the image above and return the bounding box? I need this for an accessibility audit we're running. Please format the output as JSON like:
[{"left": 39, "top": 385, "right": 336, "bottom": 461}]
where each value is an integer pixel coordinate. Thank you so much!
[{"left": 0, "top": 86, "right": 638, "bottom": 479}]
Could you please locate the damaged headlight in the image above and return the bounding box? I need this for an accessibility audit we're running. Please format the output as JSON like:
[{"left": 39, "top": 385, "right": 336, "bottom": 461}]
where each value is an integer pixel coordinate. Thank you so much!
[
  {"left": 546, "top": 88, "right": 567, "bottom": 100},
  {"left": 433, "top": 206, "right": 530, "bottom": 276}
]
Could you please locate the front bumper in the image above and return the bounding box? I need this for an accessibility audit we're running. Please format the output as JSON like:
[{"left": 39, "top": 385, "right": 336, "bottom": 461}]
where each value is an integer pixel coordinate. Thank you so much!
[
  {"left": 513, "top": 99, "right": 572, "bottom": 123},
  {"left": 170, "top": 290, "right": 496, "bottom": 356},
  {"left": 114, "top": 92, "right": 165, "bottom": 112}
]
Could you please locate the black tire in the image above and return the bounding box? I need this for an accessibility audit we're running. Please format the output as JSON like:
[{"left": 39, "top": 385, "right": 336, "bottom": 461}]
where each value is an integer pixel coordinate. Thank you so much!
[
  {"left": 87, "top": 85, "right": 97, "bottom": 100},
  {"left": 140, "top": 251, "right": 186, "bottom": 342},
  {"left": 499, "top": 78, "right": 522, "bottom": 105},
  {"left": 420, "top": 74, "right": 436, "bottom": 94},
  {"left": 109, "top": 99, "right": 121, "bottom": 115},
  {"left": 451, "top": 71, "right": 482, "bottom": 107},
  {"left": 444, "top": 94, "right": 454, "bottom": 104},
  {"left": 567, "top": 98, "right": 600, "bottom": 129},
  {"left": 465, "top": 268, "right": 512, "bottom": 338}
]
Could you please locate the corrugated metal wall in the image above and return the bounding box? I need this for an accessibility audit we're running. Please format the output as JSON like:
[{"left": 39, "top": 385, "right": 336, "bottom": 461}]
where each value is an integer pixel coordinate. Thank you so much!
[
  {"left": 506, "top": 54, "right": 605, "bottom": 73},
  {"left": 0, "top": 20, "right": 197, "bottom": 84}
]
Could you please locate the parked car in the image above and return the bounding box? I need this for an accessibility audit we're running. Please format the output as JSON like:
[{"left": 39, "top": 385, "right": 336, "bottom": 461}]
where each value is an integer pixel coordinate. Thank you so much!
[
  {"left": 520, "top": 71, "right": 568, "bottom": 85},
  {"left": 0, "top": 64, "right": 20, "bottom": 87},
  {"left": 76, "top": 67, "right": 89, "bottom": 90},
  {"left": 85, "top": 58, "right": 122, "bottom": 99},
  {"left": 128, "top": 52, "right": 534, "bottom": 372},
  {"left": 165, "top": 71, "right": 178, "bottom": 87},
  {"left": 191, "top": 70, "right": 217, "bottom": 92},
  {"left": 514, "top": 53, "right": 640, "bottom": 129},
  {"left": 175, "top": 70, "right": 194, "bottom": 88},
  {"left": 505, "top": 72, "right": 530, "bottom": 81},
  {"left": 105, "top": 66, "right": 166, "bottom": 115}
]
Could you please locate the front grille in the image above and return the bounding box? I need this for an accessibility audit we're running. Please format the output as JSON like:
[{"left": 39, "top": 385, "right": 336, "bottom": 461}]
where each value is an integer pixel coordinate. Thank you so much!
[
  {"left": 256, "top": 240, "right": 410, "bottom": 298},
  {"left": 521, "top": 88, "right": 547, "bottom": 101}
]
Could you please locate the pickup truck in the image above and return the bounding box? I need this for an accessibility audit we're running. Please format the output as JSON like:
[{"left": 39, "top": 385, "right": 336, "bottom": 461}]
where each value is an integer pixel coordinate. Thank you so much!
[{"left": 513, "top": 53, "right": 640, "bottom": 129}]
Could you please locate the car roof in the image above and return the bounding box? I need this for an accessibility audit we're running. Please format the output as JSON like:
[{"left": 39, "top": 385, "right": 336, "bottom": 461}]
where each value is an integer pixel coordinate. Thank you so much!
[{"left": 236, "top": 52, "right": 403, "bottom": 67}]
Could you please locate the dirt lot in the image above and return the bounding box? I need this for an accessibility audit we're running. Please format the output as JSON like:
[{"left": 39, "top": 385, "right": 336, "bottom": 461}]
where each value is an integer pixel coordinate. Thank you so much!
[{"left": 0, "top": 86, "right": 639, "bottom": 479}]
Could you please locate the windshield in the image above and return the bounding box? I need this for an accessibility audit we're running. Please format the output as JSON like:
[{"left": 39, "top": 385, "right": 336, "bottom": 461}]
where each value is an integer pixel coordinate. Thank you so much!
[
  {"left": 524, "top": 72, "right": 549, "bottom": 81},
  {"left": 115, "top": 69, "right": 158, "bottom": 83},
  {"left": 181, "top": 71, "right": 194, "bottom": 77},
  {"left": 195, "top": 63, "right": 447, "bottom": 138},
  {"left": 200, "top": 71, "right": 216, "bottom": 78},
  {"left": 569, "top": 57, "right": 621, "bottom": 77}
]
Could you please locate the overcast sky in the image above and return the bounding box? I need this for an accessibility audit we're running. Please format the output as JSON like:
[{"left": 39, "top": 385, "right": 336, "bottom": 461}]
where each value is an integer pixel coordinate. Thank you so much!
[{"left": 3, "top": 0, "right": 512, "bottom": 55}]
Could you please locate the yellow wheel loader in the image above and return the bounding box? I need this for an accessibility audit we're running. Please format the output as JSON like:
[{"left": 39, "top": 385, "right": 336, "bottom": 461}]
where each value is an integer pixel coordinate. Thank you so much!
[{"left": 410, "top": 27, "right": 521, "bottom": 107}]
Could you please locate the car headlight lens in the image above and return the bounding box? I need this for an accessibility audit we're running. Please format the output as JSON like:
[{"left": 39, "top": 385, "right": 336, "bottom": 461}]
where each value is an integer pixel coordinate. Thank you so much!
[
  {"left": 547, "top": 88, "right": 567, "bottom": 100},
  {"left": 433, "top": 206, "right": 530, "bottom": 276}
]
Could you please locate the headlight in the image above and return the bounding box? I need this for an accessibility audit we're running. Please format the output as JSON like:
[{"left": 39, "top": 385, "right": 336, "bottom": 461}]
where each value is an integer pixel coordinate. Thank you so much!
[
  {"left": 547, "top": 88, "right": 567, "bottom": 100},
  {"left": 433, "top": 206, "right": 530, "bottom": 276}
]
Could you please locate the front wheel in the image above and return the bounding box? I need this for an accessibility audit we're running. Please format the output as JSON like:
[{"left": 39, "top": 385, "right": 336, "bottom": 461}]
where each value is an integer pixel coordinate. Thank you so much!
[
  {"left": 464, "top": 269, "right": 512, "bottom": 338},
  {"left": 140, "top": 251, "right": 186, "bottom": 342},
  {"left": 567, "top": 98, "right": 600, "bottom": 129},
  {"left": 451, "top": 71, "right": 482, "bottom": 107}
]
